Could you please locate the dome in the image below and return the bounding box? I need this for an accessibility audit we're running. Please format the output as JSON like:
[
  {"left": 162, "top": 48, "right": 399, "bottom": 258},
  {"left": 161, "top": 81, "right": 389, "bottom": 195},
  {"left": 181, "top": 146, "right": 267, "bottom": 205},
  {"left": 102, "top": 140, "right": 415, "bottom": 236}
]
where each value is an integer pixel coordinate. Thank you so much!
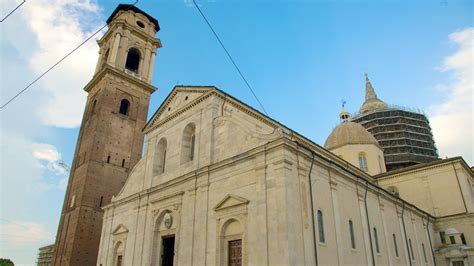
[{"left": 324, "top": 122, "right": 379, "bottom": 150}]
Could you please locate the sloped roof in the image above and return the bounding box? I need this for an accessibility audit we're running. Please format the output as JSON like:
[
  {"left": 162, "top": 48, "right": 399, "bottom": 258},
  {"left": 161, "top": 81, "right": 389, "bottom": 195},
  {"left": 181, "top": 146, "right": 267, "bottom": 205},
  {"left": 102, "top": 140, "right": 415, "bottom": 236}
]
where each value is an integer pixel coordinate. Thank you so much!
[{"left": 106, "top": 4, "right": 160, "bottom": 32}]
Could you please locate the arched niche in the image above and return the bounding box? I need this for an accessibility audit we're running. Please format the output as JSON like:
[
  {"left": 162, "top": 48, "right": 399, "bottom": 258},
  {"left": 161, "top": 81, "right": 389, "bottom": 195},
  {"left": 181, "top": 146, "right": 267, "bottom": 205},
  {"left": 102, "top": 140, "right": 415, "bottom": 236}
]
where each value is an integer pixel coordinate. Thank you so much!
[{"left": 150, "top": 209, "right": 179, "bottom": 266}]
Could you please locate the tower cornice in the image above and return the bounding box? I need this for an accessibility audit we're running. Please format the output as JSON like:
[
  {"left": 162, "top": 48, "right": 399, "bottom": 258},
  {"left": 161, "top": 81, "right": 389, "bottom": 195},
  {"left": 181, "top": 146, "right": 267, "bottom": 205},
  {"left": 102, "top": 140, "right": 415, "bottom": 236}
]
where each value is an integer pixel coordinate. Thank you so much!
[{"left": 84, "top": 65, "right": 156, "bottom": 94}]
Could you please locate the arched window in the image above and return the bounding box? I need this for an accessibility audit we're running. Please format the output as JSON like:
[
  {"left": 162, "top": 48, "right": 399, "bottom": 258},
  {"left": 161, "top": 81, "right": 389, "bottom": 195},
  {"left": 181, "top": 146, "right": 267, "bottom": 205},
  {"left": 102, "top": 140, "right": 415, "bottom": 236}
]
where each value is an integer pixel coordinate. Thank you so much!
[
  {"left": 153, "top": 138, "right": 167, "bottom": 175},
  {"left": 373, "top": 227, "right": 380, "bottom": 253},
  {"left": 409, "top": 238, "right": 415, "bottom": 260},
  {"left": 317, "top": 210, "right": 325, "bottom": 243},
  {"left": 125, "top": 48, "right": 140, "bottom": 73},
  {"left": 349, "top": 220, "right": 356, "bottom": 249},
  {"left": 119, "top": 99, "right": 130, "bottom": 116},
  {"left": 358, "top": 152, "right": 368, "bottom": 172},
  {"left": 393, "top": 234, "right": 399, "bottom": 257},
  {"left": 181, "top": 123, "right": 196, "bottom": 163}
]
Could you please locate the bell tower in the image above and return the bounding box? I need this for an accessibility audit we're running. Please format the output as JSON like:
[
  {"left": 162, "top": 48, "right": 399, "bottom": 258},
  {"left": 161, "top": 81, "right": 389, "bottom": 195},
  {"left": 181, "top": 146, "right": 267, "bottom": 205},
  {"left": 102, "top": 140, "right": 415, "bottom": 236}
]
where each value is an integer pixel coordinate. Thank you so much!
[{"left": 52, "top": 4, "right": 161, "bottom": 266}]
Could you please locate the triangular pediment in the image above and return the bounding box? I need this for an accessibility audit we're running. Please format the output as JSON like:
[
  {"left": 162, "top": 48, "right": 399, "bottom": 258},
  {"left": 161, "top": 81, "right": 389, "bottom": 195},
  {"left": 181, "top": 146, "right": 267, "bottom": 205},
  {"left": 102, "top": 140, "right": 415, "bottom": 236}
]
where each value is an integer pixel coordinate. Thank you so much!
[
  {"left": 112, "top": 224, "right": 129, "bottom": 235},
  {"left": 144, "top": 86, "right": 215, "bottom": 132},
  {"left": 214, "top": 194, "right": 249, "bottom": 211}
]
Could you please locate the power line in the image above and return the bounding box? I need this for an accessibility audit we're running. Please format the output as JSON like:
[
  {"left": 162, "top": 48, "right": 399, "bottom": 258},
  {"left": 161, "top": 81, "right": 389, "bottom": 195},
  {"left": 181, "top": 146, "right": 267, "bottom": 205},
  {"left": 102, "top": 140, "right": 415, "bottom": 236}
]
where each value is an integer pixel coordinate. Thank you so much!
[
  {"left": 0, "top": 0, "right": 25, "bottom": 23},
  {"left": 192, "top": 0, "right": 269, "bottom": 116},
  {"left": 0, "top": 0, "right": 139, "bottom": 110}
]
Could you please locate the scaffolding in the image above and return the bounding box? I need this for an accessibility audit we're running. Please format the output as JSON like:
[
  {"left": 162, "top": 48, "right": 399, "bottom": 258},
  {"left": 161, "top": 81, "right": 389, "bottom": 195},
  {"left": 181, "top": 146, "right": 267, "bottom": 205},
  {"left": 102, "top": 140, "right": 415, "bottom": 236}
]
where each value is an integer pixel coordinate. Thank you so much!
[{"left": 351, "top": 108, "right": 439, "bottom": 171}]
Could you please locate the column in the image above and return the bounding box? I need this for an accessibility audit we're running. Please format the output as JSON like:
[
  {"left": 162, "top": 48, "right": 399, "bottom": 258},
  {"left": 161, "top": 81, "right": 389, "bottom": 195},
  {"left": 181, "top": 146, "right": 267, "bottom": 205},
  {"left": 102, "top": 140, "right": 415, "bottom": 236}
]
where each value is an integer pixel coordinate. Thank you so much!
[
  {"left": 379, "top": 201, "right": 393, "bottom": 266},
  {"left": 109, "top": 32, "right": 121, "bottom": 66},
  {"left": 147, "top": 51, "right": 156, "bottom": 82},
  {"left": 357, "top": 189, "right": 372, "bottom": 266},
  {"left": 397, "top": 208, "right": 410, "bottom": 265}
]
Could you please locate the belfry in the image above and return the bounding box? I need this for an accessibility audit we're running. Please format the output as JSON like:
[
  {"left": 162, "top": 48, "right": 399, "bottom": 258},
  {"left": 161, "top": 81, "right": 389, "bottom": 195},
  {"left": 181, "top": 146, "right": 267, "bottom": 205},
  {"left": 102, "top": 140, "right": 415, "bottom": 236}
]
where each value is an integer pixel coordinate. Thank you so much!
[{"left": 51, "top": 5, "right": 161, "bottom": 265}]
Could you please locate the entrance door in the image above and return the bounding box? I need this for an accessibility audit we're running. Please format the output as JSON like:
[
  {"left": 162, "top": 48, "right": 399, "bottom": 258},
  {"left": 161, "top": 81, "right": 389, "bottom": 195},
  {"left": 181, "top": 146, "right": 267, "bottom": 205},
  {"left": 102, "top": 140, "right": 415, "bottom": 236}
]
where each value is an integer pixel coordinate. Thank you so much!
[
  {"left": 228, "top": 239, "right": 242, "bottom": 266},
  {"left": 161, "top": 236, "right": 175, "bottom": 266}
]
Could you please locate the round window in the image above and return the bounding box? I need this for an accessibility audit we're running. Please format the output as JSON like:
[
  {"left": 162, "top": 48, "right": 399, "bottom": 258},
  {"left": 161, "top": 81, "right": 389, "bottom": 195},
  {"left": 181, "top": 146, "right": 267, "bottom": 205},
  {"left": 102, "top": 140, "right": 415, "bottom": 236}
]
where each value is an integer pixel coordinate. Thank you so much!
[{"left": 136, "top": 21, "right": 145, "bottom": 28}]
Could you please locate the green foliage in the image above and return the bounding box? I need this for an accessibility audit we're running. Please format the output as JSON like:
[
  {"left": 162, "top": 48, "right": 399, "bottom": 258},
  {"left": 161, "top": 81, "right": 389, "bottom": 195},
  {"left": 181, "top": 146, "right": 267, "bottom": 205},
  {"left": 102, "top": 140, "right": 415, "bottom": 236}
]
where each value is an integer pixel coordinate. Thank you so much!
[{"left": 0, "top": 258, "right": 14, "bottom": 266}]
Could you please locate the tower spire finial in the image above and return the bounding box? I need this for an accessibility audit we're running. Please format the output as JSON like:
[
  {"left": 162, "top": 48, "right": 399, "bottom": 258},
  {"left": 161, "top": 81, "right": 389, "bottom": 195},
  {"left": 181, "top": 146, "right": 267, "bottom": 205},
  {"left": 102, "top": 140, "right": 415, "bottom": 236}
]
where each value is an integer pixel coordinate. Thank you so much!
[
  {"left": 339, "top": 99, "right": 350, "bottom": 122},
  {"left": 359, "top": 73, "right": 388, "bottom": 113},
  {"left": 365, "top": 72, "right": 378, "bottom": 100}
]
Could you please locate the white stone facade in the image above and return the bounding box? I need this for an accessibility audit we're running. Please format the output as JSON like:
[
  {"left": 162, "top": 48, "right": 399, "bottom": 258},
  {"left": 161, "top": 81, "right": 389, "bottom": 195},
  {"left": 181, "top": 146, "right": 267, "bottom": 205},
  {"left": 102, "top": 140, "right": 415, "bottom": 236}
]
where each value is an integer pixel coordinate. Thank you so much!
[{"left": 97, "top": 86, "right": 440, "bottom": 266}]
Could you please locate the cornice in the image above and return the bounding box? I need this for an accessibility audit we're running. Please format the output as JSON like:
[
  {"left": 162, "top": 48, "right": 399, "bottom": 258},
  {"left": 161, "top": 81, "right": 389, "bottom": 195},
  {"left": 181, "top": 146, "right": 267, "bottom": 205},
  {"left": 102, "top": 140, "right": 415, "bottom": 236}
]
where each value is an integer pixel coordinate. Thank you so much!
[
  {"left": 84, "top": 65, "right": 156, "bottom": 94},
  {"left": 376, "top": 157, "right": 472, "bottom": 181}
]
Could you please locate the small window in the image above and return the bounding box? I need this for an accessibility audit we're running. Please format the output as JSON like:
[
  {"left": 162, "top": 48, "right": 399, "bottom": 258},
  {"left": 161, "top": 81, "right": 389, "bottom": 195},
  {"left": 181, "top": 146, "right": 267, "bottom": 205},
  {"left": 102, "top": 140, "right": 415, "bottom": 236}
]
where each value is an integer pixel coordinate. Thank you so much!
[
  {"left": 452, "top": 261, "right": 465, "bottom": 266},
  {"left": 440, "top": 231, "right": 446, "bottom": 244},
  {"left": 91, "top": 99, "right": 97, "bottom": 114},
  {"left": 317, "top": 210, "right": 325, "bottom": 243},
  {"left": 99, "top": 196, "right": 103, "bottom": 207},
  {"left": 461, "top": 233, "right": 467, "bottom": 245},
  {"left": 393, "top": 234, "right": 399, "bottom": 257},
  {"left": 358, "top": 152, "right": 368, "bottom": 172},
  {"left": 422, "top": 243, "right": 427, "bottom": 263},
  {"left": 119, "top": 99, "right": 130, "bottom": 116},
  {"left": 373, "top": 227, "right": 380, "bottom": 253},
  {"left": 121, "top": 159, "right": 125, "bottom": 167},
  {"left": 136, "top": 21, "right": 145, "bottom": 28},
  {"left": 349, "top": 220, "right": 356, "bottom": 249},
  {"left": 450, "top": 235, "right": 456, "bottom": 245},
  {"left": 409, "top": 238, "right": 415, "bottom": 260},
  {"left": 125, "top": 48, "right": 140, "bottom": 72}
]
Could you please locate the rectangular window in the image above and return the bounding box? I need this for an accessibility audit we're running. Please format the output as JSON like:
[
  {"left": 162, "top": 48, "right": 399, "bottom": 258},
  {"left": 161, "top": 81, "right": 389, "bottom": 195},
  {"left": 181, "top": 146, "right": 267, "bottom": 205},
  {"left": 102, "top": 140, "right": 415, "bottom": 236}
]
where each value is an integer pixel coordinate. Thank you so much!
[
  {"left": 317, "top": 210, "right": 325, "bottom": 243},
  {"left": 393, "top": 234, "right": 399, "bottom": 257},
  {"left": 422, "top": 243, "right": 428, "bottom": 263},
  {"left": 409, "top": 239, "right": 415, "bottom": 260},
  {"left": 450, "top": 236, "right": 456, "bottom": 244},
  {"left": 461, "top": 233, "right": 467, "bottom": 245},
  {"left": 373, "top": 227, "right": 380, "bottom": 253},
  {"left": 440, "top": 231, "right": 446, "bottom": 244},
  {"left": 349, "top": 220, "right": 356, "bottom": 249}
]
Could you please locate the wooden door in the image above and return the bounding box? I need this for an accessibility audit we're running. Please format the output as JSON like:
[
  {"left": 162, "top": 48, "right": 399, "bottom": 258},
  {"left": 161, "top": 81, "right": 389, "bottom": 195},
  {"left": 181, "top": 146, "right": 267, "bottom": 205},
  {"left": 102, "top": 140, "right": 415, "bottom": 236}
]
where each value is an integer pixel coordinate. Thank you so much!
[{"left": 228, "top": 239, "right": 242, "bottom": 266}]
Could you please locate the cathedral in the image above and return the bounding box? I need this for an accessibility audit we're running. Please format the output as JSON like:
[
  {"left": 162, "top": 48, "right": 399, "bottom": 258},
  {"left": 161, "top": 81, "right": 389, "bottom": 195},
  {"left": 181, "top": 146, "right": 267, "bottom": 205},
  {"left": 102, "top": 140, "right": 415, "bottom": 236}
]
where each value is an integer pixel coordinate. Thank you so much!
[{"left": 45, "top": 4, "right": 473, "bottom": 266}]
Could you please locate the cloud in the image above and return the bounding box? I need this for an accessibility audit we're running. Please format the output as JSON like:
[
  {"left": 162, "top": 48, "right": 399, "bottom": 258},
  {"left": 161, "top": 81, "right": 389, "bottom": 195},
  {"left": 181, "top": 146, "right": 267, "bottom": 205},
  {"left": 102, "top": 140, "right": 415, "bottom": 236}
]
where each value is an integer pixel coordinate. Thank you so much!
[
  {"left": 20, "top": 0, "right": 102, "bottom": 128},
  {"left": 31, "top": 143, "right": 69, "bottom": 176},
  {"left": 429, "top": 28, "right": 473, "bottom": 165},
  {"left": 0, "top": 0, "right": 103, "bottom": 264},
  {"left": 0, "top": 221, "right": 53, "bottom": 245}
]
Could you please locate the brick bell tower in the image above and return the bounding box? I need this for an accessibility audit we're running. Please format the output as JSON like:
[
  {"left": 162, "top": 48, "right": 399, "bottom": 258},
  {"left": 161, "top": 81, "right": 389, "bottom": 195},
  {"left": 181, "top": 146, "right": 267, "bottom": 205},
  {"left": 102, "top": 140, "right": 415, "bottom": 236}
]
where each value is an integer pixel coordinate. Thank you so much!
[{"left": 52, "top": 4, "right": 161, "bottom": 265}]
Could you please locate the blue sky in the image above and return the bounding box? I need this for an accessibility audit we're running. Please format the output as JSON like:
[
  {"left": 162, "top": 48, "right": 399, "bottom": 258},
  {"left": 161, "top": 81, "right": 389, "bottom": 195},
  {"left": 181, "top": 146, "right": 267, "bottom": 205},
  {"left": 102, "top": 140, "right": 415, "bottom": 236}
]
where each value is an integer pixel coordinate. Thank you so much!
[{"left": 0, "top": 0, "right": 472, "bottom": 264}]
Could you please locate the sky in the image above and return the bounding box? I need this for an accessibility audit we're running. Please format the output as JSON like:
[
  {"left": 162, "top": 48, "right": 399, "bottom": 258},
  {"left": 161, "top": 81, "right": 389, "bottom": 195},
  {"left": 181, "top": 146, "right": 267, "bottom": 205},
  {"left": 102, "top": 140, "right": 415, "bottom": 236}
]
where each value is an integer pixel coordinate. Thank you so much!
[{"left": 0, "top": 0, "right": 472, "bottom": 264}]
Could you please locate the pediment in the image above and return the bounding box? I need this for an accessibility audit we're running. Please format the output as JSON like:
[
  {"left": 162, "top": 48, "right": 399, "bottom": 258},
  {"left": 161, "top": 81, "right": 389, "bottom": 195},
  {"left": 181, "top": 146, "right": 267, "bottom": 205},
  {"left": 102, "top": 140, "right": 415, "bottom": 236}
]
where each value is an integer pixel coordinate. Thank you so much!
[
  {"left": 144, "top": 86, "right": 215, "bottom": 132},
  {"left": 112, "top": 224, "right": 129, "bottom": 235},
  {"left": 214, "top": 194, "right": 249, "bottom": 211}
]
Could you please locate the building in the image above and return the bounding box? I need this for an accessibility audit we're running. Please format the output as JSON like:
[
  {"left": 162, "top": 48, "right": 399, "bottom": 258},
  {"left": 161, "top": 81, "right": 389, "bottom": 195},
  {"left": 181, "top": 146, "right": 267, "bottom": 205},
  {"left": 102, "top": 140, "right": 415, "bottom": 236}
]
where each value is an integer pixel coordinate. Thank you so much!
[
  {"left": 350, "top": 74, "right": 439, "bottom": 171},
  {"left": 97, "top": 85, "right": 444, "bottom": 266},
  {"left": 37, "top": 244, "right": 54, "bottom": 266},
  {"left": 50, "top": 4, "right": 161, "bottom": 265}
]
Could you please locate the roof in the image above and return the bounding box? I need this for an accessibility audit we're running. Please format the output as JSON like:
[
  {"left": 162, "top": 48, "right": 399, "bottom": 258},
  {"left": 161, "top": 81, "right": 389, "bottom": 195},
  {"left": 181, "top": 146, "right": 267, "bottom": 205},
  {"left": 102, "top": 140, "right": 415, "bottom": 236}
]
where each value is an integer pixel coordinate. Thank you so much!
[
  {"left": 324, "top": 121, "right": 380, "bottom": 150},
  {"left": 106, "top": 4, "right": 160, "bottom": 32},
  {"left": 374, "top": 156, "right": 472, "bottom": 178}
]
